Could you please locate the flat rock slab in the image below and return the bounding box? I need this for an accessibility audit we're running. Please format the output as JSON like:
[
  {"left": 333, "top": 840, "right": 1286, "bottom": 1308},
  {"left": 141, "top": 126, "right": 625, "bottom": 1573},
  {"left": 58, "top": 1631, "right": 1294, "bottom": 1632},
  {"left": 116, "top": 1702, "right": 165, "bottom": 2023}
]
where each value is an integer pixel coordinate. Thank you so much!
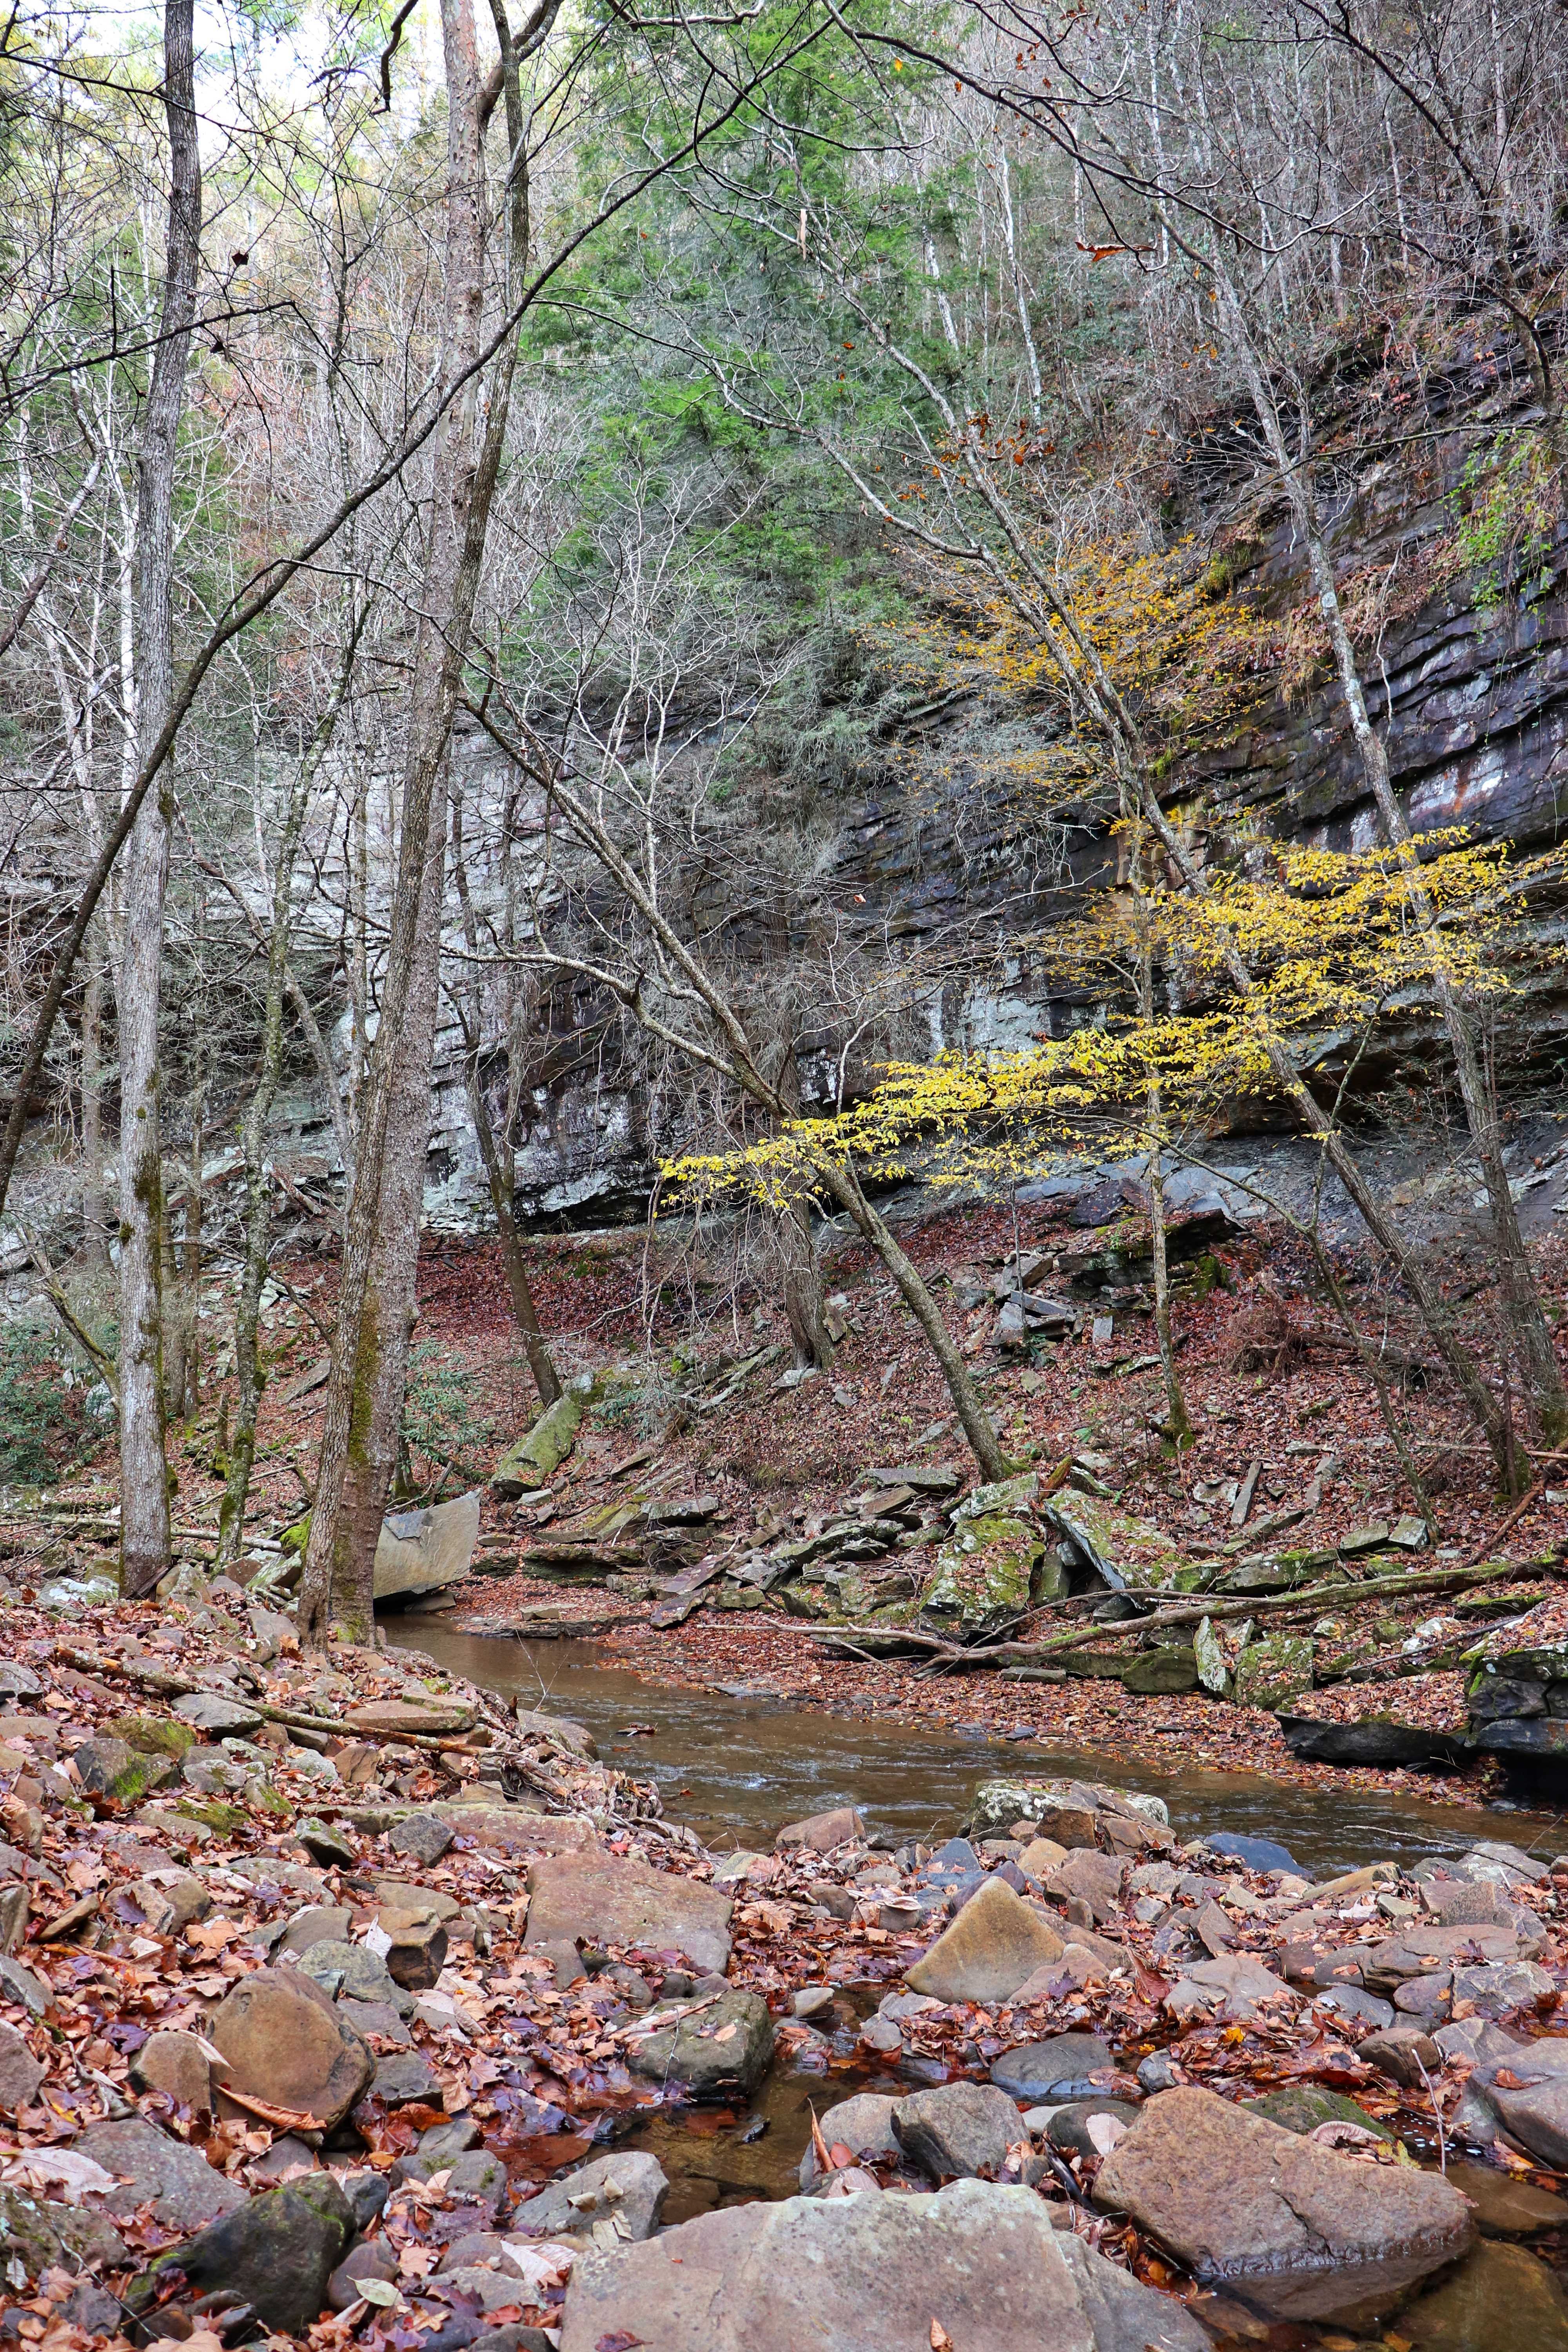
[
  {"left": 1093, "top": 2085, "right": 1474, "bottom": 2321},
  {"left": 1366, "top": 1923, "right": 1529, "bottom": 1989},
  {"left": 345, "top": 1698, "right": 475, "bottom": 1737},
  {"left": 989, "top": 2033, "right": 1114, "bottom": 2102},
  {"left": 906, "top": 1877, "right": 1064, "bottom": 2005},
  {"left": 558, "top": 2178, "right": 1101, "bottom": 2352},
  {"left": 526, "top": 1849, "right": 731, "bottom": 1975},
  {"left": 75, "top": 2117, "right": 247, "bottom": 2230},
  {"left": 432, "top": 1804, "right": 597, "bottom": 1857},
  {"left": 512, "top": 2152, "right": 668, "bottom": 2241},
  {"left": 1167, "top": 1955, "right": 1299, "bottom": 2025},
  {"left": 625, "top": 1987, "right": 773, "bottom": 2098}
]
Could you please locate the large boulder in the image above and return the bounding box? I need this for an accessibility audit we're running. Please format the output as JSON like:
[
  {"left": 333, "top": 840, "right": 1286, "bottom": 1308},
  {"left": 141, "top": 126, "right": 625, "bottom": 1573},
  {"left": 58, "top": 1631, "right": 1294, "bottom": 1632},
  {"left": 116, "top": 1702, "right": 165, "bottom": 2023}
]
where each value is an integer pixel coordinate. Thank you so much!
[
  {"left": 374, "top": 1490, "right": 482, "bottom": 1601},
  {"left": 207, "top": 1965, "right": 374, "bottom": 2130},
  {"left": 1231, "top": 1635, "right": 1314, "bottom": 1711},
  {"left": 492, "top": 1378, "right": 592, "bottom": 1497},
  {"left": 891, "top": 2083, "right": 1023, "bottom": 2180},
  {"left": 1279, "top": 1713, "right": 1469, "bottom": 1768},
  {"left": 918, "top": 1477, "right": 1046, "bottom": 1643},
  {"left": 131, "top": 2173, "right": 353, "bottom": 2336},
  {"left": 558, "top": 2178, "right": 1116, "bottom": 2352},
  {"left": 73, "top": 2118, "right": 247, "bottom": 2230},
  {"left": 905, "top": 1877, "right": 1065, "bottom": 2005},
  {"left": 1093, "top": 2086, "right": 1475, "bottom": 2321},
  {"left": 625, "top": 1988, "right": 773, "bottom": 2098},
  {"left": 525, "top": 1849, "right": 732, "bottom": 1975}
]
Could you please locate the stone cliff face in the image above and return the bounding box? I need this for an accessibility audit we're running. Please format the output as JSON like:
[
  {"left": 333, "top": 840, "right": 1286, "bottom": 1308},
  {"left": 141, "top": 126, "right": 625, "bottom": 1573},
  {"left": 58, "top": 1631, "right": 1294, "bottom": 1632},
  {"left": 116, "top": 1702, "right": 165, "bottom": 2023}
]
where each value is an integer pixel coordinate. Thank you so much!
[{"left": 282, "top": 323, "right": 1568, "bottom": 1236}]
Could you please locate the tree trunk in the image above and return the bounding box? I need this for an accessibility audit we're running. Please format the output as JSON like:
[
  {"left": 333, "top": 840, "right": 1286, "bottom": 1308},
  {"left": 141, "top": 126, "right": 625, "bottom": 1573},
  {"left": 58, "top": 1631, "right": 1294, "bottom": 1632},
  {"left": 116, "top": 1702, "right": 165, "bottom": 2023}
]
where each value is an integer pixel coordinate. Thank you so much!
[
  {"left": 116, "top": 0, "right": 201, "bottom": 1601},
  {"left": 819, "top": 1160, "right": 1009, "bottom": 1481},
  {"left": 1136, "top": 938, "right": 1191, "bottom": 1445},
  {"left": 781, "top": 1200, "right": 833, "bottom": 1370},
  {"left": 450, "top": 791, "right": 560, "bottom": 1405},
  {"left": 298, "top": 0, "right": 525, "bottom": 1644},
  {"left": 80, "top": 941, "right": 109, "bottom": 1263},
  {"left": 214, "top": 671, "right": 354, "bottom": 1573}
]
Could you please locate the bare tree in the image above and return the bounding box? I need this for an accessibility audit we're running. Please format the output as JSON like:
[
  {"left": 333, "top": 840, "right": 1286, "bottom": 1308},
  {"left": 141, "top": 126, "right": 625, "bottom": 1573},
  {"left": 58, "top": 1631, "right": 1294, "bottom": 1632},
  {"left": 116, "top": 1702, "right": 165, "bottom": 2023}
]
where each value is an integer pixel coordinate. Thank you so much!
[{"left": 116, "top": 0, "right": 202, "bottom": 1599}]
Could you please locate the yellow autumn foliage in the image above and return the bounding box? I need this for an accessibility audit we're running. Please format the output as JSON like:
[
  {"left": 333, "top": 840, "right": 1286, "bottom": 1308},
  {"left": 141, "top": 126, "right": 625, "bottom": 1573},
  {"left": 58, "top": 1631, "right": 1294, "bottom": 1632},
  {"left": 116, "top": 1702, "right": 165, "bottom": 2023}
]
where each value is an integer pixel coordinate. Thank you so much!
[{"left": 663, "top": 834, "right": 1537, "bottom": 1210}]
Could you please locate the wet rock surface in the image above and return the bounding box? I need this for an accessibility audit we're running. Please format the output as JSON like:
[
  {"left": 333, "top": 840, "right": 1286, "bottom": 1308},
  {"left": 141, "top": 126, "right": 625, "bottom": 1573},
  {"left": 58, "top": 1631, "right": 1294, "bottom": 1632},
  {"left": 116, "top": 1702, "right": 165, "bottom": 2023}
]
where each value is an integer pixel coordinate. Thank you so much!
[{"left": 1094, "top": 2086, "right": 1475, "bottom": 2318}]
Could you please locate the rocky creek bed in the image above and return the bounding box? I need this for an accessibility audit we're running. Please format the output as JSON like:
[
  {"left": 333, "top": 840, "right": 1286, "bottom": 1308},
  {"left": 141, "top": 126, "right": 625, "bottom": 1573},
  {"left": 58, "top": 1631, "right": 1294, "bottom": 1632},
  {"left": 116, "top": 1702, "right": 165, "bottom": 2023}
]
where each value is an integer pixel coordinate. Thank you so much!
[{"left": 5, "top": 1587, "right": 1568, "bottom": 2352}]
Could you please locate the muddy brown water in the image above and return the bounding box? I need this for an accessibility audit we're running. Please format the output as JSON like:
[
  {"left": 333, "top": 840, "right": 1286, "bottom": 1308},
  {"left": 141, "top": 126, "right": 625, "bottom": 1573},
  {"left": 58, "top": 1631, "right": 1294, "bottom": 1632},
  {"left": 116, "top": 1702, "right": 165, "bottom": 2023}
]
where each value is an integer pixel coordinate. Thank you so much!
[{"left": 391, "top": 1624, "right": 1568, "bottom": 2328}]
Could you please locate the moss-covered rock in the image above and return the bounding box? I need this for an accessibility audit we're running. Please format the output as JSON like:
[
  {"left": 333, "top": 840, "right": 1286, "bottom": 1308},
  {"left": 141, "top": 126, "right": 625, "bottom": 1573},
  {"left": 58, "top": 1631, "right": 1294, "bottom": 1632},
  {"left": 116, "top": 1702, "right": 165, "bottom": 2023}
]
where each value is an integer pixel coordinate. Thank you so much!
[
  {"left": 171, "top": 1797, "right": 249, "bottom": 1837},
  {"left": 1232, "top": 1633, "right": 1315, "bottom": 1711},
  {"left": 918, "top": 1475, "right": 1046, "bottom": 1642},
  {"left": 106, "top": 1713, "right": 198, "bottom": 1760},
  {"left": 1122, "top": 1647, "right": 1201, "bottom": 1695},
  {"left": 1243, "top": 2086, "right": 1394, "bottom": 2141},
  {"left": 1042, "top": 1492, "right": 1185, "bottom": 1592},
  {"left": 492, "top": 1373, "right": 596, "bottom": 1497}
]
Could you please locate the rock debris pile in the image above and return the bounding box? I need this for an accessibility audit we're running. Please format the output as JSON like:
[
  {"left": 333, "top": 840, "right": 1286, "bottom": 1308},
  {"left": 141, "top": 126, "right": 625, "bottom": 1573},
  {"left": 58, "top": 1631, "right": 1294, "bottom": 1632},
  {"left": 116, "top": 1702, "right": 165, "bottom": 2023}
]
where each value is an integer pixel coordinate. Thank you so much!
[{"left": 3, "top": 1592, "right": 1568, "bottom": 2349}]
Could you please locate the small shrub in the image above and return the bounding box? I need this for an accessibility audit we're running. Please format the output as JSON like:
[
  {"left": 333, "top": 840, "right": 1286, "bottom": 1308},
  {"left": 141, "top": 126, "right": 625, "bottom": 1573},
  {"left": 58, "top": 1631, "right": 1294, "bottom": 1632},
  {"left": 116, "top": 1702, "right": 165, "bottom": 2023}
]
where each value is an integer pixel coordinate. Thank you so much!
[
  {"left": 402, "top": 1342, "right": 496, "bottom": 1478},
  {"left": 1222, "top": 1298, "right": 1312, "bottom": 1376},
  {"left": 0, "top": 1318, "right": 98, "bottom": 1485}
]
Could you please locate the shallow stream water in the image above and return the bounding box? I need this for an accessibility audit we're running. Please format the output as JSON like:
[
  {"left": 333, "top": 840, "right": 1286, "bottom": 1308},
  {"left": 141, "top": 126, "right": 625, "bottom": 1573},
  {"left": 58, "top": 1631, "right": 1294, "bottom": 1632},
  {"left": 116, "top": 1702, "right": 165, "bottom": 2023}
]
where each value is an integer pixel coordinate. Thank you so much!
[
  {"left": 389, "top": 1623, "right": 1568, "bottom": 2316},
  {"left": 390, "top": 1623, "right": 1561, "bottom": 1880}
]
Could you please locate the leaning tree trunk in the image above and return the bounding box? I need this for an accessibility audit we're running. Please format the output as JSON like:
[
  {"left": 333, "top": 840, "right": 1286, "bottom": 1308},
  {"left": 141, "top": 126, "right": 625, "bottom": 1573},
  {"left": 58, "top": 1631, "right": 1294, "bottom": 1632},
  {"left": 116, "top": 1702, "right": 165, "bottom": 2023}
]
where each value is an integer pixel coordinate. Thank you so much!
[
  {"left": 116, "top": 0, "right": 201, "bottom": 1599},
  {"left": 298, "top": 0, "right": 529, "bottom": 1644}
]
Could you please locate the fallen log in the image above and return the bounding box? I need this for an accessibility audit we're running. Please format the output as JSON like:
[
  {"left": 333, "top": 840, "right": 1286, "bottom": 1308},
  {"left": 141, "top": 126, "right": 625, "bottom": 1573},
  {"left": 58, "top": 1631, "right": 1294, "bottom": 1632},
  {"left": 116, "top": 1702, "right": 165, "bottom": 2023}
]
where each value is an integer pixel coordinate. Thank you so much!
[{"left": 803, "top": 1557, "right": 1538, "bottom": 1677}]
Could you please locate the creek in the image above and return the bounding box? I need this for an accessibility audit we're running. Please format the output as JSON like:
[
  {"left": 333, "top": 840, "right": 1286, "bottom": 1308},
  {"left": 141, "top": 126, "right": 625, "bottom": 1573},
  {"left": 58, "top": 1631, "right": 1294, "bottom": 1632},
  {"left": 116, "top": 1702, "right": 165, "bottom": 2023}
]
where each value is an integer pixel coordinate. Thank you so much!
[
  {"left": 390, "top": 1624, "right": 1559, "bottom": 1880},
  {"left": 389, "top": 1624, "right": 1567, "bottom": 2245}
]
